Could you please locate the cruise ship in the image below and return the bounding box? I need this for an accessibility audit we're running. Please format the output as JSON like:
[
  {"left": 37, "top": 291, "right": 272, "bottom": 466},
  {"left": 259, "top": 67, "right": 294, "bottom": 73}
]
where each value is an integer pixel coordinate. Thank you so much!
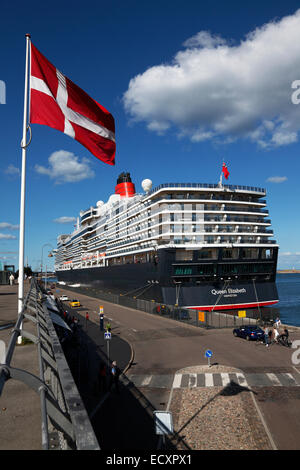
[{"left": 55, "top": 172, "right": 279, "bottom": 312}]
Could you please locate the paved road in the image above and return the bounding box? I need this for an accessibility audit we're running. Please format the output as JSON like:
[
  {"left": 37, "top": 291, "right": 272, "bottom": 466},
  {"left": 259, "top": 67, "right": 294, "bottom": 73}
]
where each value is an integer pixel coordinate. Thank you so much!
[{"left": 58, "top": 285, "right": 300, "bottom": 450}]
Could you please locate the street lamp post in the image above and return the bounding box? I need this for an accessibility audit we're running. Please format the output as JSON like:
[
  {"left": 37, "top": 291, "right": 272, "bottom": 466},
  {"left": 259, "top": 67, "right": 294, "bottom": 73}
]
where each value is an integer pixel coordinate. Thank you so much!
[
  {"left": 45, "top": 253, "right": 53, "bottom": 290},
  {"left": 41, "top": 243, "right": 54, "bottom": 287}
]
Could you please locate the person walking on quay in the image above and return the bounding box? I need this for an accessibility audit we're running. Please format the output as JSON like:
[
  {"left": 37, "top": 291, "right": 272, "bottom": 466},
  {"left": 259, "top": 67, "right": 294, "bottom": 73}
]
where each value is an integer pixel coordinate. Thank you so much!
[
  {"left": 109, "top": 360, "right": 121, "bottom": 394},
  {"left": 278, "top": 327, "right": 290, "bottom": 346},
  {"left": 106, "top": 321, "right": 111, "bottom": 333},
  {"left": 264, "top": 325, "right": 269, "bottom": 347},
  {"left": 274, "top": 317, "right": 281, "bottom": 328},
  {"left": 268, "top": 327, "right": 273, "bottom": 345},
  {"left": 274, "top": 326, "right": 279, "bottom": 343}
]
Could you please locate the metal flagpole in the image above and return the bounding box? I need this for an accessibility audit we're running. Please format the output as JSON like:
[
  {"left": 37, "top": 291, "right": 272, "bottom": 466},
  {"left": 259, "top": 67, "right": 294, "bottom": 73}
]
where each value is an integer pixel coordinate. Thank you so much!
[{"left": 17, "top": 33, "right": 31, "bottom": 343}]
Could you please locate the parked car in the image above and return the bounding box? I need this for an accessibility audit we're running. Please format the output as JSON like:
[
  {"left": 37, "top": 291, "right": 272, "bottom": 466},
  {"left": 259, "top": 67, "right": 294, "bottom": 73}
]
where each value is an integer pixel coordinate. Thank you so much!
[
  {"left": 59, "top": 295, "right": 69, "bottom": 301},
  {"left": 69, "top": 299, "right": 81, "bottom": 308},
  {"left": 233, "top": 325, "right": 265, "bottom": 341}
]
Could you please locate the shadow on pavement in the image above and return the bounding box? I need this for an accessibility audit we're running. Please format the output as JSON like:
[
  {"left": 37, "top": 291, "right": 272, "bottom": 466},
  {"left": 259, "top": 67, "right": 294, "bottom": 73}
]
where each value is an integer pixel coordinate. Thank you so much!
[{"left": 62, "top": 317, "right": 180, "bottom": 450}]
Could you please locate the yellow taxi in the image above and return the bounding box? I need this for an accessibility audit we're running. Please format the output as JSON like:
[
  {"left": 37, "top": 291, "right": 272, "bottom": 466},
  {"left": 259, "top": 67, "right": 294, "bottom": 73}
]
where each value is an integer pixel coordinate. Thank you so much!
[{"left": 69, "top": 299, "right": 81, "bottom": 308}]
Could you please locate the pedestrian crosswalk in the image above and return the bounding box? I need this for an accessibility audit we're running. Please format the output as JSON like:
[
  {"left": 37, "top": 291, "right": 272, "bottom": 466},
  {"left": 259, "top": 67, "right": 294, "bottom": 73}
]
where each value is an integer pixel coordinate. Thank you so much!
[{"left": 128, "top": 371, "right": 300, "bottom": 389}]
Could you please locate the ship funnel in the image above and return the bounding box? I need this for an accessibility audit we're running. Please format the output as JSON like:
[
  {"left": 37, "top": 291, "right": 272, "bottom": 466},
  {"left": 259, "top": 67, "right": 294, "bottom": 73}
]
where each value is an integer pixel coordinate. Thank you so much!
[{"left": 115, "top": 172, "right": 136, "bottom": 198}]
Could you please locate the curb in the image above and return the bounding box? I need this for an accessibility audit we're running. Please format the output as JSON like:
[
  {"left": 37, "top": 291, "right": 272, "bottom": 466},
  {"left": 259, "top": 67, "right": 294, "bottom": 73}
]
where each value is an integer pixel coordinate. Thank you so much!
[{"left": 122, "top": 340, "right": 135, "bottom": 375}]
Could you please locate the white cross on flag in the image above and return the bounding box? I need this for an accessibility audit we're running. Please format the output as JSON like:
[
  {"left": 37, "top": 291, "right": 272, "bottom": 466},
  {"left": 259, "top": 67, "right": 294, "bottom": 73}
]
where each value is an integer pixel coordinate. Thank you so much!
[{"left": 30, "top": 43, "right": 116, "bottom": 165}]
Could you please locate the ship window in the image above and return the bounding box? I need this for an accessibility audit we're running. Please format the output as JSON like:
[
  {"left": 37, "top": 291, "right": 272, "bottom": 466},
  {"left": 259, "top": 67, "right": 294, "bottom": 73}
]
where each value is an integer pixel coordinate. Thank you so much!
[
  {"left": 222, "top": 248, "right": 239, "bottom": 259},
  {"left": 220, "top": 264, "right": 238, "bottom": 275},
  {"left": 197, "top": 249, "right": 217, "bottom": 260},
  {"left": 197, "top": 264, "right": 215, "bottom": 275},
  {"left": 174, "top": 267, "right": 193, "bottom": 275},
  {"left": 261, "top": 248, "right": 273, "bottom": 259},
  {"left": 175, "top": 249, "right": 194, "bottom": 261},
  {"left": 241, "top": 248, "right": 259, "bottom": 259},
  {"left": 235, "top": 263, "right": 273, "bottom": 275}
]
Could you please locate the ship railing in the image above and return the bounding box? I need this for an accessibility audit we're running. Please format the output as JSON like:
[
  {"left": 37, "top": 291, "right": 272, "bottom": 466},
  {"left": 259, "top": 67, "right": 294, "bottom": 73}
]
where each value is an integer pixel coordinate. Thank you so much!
[
  {"left": 152, "top": 194, "right": 267, "bottom": 204},
  {"left": 147, "top": 183, "right": 266, "bottom": 196},
  {"left": 0, "top": 278, "right": 100, "bottom": 450}
]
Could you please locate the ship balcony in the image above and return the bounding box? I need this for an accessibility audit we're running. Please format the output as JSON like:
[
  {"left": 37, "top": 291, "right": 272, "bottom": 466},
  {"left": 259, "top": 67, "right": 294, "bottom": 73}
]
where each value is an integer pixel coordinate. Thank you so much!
[
  {"left": 80, "top": 209, "right": 98, "bottom": 223},
  {"left": 204, "top": 216, "right": 271, "bottom": 224},
  {"left": 147, "top": 182, "right": 266, "bottom": 196},
  {"left": 155, "top": 194, "right": 267, "bottom": 204}
]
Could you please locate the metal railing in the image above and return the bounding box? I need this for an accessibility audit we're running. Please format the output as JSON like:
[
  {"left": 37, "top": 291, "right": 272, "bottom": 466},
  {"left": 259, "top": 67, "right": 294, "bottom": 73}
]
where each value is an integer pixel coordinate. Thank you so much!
[
  {"left": 64, "top": 284, "right": 258, "bottom": 329},
  {"left": 0, "top": 278, "right": 100, "bottom": 450}
]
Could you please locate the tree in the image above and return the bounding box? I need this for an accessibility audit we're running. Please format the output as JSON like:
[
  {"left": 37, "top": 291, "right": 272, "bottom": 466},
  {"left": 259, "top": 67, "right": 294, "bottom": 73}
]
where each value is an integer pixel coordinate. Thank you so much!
[{"left": 15, "top": 266, "right": 33, "bottom": 279}]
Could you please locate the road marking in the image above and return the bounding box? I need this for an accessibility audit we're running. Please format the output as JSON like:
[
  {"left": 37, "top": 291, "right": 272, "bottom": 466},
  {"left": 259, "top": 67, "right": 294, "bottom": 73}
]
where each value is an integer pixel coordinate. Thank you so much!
[
  {"left": 283, "top": 373, "right": 299, "bottom": 386},
  {"left": 141, "top": 375, "right": 152, "bottom": 386},
  {"left": 130, "top": 371, "right": 300, "bottom": 390},
  {"left": 292, "top": 367, "right": 300, "bottom": 384},
  {"left": 188, "top": 373, "right": 197, "bottom": 388},
  {"left": 220, "top": 373, "right": 230, "bottom": 387},
  {"left": 266, "top": 373, "right": 282, "bottom": 386},
  {"left": 172, "top": 374, "right": 182, "bottom": 389},
  {"left": 205, "top": 374, "right": 214, "bottom": 387},
  {"left": 236, "top": 372, "right": 248, "bottom": 387}
]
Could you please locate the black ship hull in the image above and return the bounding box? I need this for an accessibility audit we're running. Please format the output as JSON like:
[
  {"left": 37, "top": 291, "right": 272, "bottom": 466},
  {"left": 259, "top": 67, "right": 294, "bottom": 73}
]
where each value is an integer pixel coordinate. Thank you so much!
[{"left": 56, "top": 261, "right": 278, "bottom": 311}]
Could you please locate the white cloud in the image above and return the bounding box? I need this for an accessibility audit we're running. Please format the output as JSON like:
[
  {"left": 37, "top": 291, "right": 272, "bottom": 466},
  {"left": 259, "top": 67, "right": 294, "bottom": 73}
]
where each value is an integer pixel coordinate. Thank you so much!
[
  {"left": 53, "top": 216, "right": 76, "bottom": 224},
  {"left": 123, "top": 10, "right": 300, "bottom": 148},
  {"left": 0, "top": 222, "right": 19, "bottom": 230},
  {"left": 4, "top": 164, "right": 20, "bottom": 176},
  {"left": 183, "top": 31, "right": 226, "bottom": 49},
  {"left": 278, "top": 252, "right": 300, "bottom": 268},
  {"left": 0, "top": 233, "right": 16, "bottom": 239},
  {"left": 266, "top": 176, "right": 287, "bottom": 183},
  {"left": 35, "top": 150, "right": 95, "bottom": 184}
]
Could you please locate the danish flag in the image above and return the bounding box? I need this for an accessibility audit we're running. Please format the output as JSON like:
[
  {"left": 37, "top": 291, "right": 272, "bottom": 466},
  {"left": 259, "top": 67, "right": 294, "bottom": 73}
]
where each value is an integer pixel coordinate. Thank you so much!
[
  {"left": 30, "top": 43, "right": 116, "bottom": 165},
  {"left": 222, "top": 162, "right": 230, "bottom": 180}
]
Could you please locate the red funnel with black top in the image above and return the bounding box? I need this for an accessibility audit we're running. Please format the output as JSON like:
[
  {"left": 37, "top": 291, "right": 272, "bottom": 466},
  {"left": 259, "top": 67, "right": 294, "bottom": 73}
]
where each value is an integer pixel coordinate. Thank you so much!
[{"left": 115, "top": 172, "right": 136, "bottom": 198}]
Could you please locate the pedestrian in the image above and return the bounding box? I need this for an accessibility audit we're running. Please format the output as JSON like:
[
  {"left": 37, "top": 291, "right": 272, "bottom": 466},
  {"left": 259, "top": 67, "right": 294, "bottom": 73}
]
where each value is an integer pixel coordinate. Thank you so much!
[
  {"left": 106, "top": 321, "right": 111, "bottom": 332},
  {"left": 274, "top": 317, "right": 281, "bottom": 328},
  {"left": 109, "top": 360, "right": 121, "bottom": 394},
  {"left": 274, "top": 327, "right": 279, "bottom": 343},
  {"left": 268, "top": 328, "right": 273, "bottom": 344},
  {"left": 264, "top": 325, "right": 269, "bottom": 347},
  {"left": 279, "top": 328, "right": 290, "bottom": 346},
  {"left": 98, "top": 362, "right": 107, "bottom": 393}
]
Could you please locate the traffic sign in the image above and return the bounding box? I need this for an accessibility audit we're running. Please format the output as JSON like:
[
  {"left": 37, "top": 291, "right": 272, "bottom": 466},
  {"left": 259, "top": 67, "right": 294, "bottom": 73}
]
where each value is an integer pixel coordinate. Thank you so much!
[
  {"left": 238, "top": 310, "right": 246, "bottom": 318},
  {"left": 205, "top": 349, "right": 213, "bottom": 358},
  {"left": 104, "top": 331, "right": 111, "bottom": 340}
]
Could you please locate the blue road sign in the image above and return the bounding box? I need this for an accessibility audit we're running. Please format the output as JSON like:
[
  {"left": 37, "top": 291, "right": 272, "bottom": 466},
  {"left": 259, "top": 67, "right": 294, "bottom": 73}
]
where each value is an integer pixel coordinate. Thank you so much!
[
  {"left": 205, "top": 349, "right": 213, "bottom": 358},
  {"left": 104, "top": 331, "right": 111, "bottom": 340}
]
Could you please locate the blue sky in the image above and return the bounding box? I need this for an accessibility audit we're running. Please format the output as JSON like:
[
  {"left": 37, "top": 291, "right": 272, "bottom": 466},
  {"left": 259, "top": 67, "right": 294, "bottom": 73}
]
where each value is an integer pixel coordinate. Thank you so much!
[{"left": 1, "top": 0, "right": 300, "bottom": 271}]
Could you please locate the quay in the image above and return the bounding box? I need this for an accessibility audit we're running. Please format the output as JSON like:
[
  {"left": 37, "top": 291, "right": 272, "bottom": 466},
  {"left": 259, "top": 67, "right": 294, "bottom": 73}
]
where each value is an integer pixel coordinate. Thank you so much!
[{"left": 1, "top": 281, "right": 300, "bottom": 450}]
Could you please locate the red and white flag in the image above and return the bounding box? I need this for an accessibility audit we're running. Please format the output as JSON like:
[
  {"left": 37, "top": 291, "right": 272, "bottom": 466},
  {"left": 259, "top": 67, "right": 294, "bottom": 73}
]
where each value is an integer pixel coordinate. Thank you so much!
[
  {"left": 222, "top": 162, "right": 230, "bottom": 180},
  {"left": 30, "top": 43, "right": 116, "bottom": 165}
]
